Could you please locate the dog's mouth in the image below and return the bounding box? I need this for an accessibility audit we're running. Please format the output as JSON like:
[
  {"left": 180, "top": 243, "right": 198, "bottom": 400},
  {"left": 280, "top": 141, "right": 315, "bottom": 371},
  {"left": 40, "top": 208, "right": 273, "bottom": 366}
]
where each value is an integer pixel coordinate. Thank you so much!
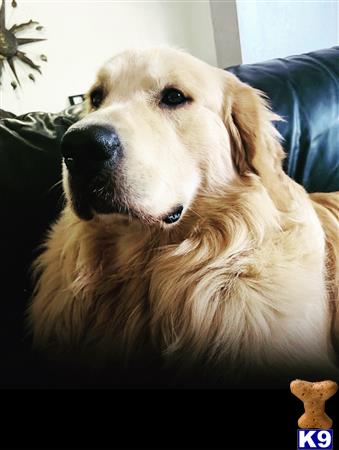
[
  {"left": 73, "top": 200, "right": 184, "bottom": 225},
  {"left": 68, "top": 178, "right": 184, "bottom": 225},
  {"left": 162, "top": 205, "right": 184, "bottom": 224}
]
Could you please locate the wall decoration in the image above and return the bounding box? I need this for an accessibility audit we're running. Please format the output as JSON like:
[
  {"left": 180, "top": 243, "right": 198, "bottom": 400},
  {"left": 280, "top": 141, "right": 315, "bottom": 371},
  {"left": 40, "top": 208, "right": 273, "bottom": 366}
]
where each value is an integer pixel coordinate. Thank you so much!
[{"left": 0, "top": 0, "right": 47, "bottom": 89}]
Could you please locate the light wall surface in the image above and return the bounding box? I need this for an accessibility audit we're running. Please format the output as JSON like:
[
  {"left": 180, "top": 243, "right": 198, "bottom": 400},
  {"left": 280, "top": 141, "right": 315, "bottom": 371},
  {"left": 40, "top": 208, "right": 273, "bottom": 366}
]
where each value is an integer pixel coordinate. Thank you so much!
[
  {"left": 236, "top": 0, "right": 338, "bottom": 64},
  {"left": 1, "top": 0, "right": 217, "bottom": 114}
]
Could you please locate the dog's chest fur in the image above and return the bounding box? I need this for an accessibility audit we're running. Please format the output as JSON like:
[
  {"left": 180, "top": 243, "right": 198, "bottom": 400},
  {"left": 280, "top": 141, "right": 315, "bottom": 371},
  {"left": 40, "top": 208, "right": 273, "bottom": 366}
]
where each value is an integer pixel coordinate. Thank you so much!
[{"left": 30, "top": 189, "right": 334, "bottom": 377}]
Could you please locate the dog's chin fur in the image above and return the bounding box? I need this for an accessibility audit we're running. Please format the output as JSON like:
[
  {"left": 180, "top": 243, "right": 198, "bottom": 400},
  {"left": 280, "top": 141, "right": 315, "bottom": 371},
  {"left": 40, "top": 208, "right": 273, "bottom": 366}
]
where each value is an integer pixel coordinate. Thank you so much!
[{"left": 28, "top": 47, "right": 339, "bottom": 386}]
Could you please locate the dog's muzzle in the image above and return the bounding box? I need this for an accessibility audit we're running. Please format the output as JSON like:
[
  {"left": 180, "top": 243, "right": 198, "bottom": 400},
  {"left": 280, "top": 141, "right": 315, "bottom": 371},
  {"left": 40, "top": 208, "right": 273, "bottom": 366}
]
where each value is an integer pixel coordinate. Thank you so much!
[{"left": 61, "top": 124, "right": 185, "bottom": 225}]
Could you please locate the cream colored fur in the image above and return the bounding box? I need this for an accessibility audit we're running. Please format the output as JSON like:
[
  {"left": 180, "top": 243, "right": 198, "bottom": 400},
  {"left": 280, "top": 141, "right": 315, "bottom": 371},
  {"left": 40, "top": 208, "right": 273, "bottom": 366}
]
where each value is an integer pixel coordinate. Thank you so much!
[{"left": 28, "top": 47, "right": 339, "bottom": 382}]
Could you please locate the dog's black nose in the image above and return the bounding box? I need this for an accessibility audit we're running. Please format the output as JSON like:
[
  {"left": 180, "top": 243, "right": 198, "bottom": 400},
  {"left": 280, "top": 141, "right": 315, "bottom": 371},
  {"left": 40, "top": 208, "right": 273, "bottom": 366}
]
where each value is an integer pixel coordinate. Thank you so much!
[{"left": 61, "top": 125, "right": 122, "bottom": 174}]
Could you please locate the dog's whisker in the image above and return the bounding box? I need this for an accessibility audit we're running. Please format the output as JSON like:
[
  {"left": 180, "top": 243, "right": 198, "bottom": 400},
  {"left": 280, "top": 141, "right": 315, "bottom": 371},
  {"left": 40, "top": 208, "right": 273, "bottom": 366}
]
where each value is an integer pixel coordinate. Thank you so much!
[{"left": 48, "top": 179, "right": 63, "bottom": 193}]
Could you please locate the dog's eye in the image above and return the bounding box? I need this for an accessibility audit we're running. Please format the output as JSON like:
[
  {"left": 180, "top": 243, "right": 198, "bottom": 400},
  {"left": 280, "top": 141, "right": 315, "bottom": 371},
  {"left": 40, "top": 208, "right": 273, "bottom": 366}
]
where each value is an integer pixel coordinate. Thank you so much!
[
  {"left": 160, "top": 88, "right": 189, "bottom": 107},
  {"left": 90, "top": 88, "right": 104, "bottom": 108}
]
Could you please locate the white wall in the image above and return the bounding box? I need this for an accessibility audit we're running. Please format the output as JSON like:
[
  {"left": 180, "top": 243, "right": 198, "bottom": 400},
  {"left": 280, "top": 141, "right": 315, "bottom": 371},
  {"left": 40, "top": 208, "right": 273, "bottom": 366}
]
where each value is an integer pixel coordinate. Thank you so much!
[
  {"left": 236, "top": 0, "right": 339, "bottom": 64},
  {"left": 1, "top": 0, "right": 216, "bottom": 114}
]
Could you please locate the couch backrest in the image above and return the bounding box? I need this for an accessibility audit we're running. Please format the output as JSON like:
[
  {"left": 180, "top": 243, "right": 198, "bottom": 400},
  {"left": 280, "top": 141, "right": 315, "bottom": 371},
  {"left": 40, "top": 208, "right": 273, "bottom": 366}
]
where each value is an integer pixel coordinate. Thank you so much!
[{"left": 226, "top": 46, "right": 339, "bottom": 193}]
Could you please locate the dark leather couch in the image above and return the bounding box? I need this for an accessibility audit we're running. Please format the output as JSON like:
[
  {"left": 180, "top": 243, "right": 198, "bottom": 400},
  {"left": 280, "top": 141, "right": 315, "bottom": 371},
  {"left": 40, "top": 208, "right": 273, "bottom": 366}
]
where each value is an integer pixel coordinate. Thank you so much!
[{"left": 0, "top": 46, "right": 338, "bottom": 387}]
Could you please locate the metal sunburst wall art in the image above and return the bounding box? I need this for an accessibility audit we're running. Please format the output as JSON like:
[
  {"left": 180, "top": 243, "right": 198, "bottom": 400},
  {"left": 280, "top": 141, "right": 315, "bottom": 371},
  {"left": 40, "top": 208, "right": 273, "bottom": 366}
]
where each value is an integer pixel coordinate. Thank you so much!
[{"left": 0, "top": 0, "right": 47, "bottom": 90}]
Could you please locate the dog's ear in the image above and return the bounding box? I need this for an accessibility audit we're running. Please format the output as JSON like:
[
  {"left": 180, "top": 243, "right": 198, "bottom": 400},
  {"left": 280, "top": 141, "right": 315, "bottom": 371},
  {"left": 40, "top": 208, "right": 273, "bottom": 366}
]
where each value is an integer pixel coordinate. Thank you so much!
[{"left": 223, "top": 73, "right": 285, "bottom": 179}]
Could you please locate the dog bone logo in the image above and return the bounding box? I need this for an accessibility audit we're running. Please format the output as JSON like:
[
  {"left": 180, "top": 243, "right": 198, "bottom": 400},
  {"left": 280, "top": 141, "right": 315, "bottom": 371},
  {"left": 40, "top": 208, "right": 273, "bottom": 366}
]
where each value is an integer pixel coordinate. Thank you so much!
[{"left": 290, "top": 379, "right": 338, "bottom": 429}]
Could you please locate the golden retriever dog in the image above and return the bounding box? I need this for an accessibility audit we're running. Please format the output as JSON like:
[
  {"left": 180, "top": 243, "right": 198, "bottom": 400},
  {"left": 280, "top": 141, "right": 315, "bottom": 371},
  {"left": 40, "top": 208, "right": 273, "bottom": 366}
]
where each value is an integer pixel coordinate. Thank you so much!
[{"left": 28, "top": 47, "right": 339, "bottom": 386}]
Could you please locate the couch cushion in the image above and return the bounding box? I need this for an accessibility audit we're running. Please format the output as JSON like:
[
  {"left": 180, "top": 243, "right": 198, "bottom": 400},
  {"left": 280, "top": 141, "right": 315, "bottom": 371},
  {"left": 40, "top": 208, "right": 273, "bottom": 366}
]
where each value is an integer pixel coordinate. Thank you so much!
[
  {"left": 0, "top": 105, "right": 83, "bottom": 385},
  {"left": 226, "top": 46, "right": 339, "bottom": 193},
  {"left": 0, "top": 105, "right": 83, "bottom": 279}
]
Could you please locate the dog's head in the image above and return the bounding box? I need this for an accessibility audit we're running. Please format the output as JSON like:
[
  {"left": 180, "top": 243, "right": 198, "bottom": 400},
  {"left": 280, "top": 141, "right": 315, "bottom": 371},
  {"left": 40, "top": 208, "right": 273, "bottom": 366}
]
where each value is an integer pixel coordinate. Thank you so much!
[{"left": 62, "top": 47, "right": 284, "bottom": 225}]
